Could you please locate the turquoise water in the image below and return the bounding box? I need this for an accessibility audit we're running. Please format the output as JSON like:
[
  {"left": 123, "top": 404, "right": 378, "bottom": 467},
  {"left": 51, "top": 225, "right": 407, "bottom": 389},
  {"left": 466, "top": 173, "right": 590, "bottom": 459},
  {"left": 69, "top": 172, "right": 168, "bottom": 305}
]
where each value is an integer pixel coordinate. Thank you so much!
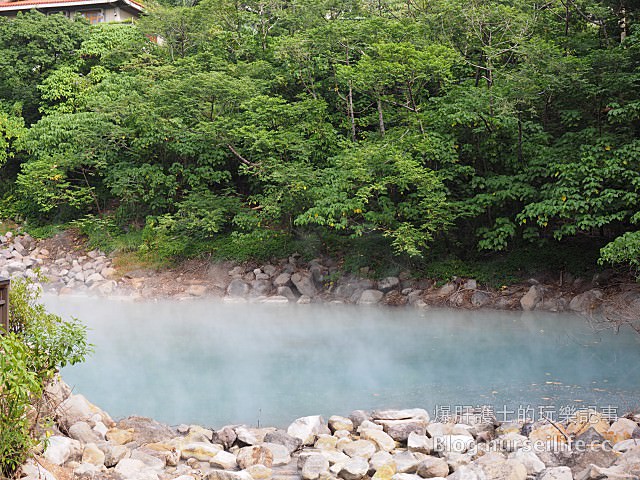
[{"left": 45, "top": 295, "right": 640, "bottom": 428}]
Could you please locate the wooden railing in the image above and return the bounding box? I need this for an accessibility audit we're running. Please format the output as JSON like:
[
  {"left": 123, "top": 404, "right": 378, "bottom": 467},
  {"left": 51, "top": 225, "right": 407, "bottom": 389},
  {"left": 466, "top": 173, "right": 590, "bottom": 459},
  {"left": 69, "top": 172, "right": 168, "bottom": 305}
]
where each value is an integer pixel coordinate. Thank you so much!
[{"left": 0, "top": 278, "right": 8, "bottom": 333}]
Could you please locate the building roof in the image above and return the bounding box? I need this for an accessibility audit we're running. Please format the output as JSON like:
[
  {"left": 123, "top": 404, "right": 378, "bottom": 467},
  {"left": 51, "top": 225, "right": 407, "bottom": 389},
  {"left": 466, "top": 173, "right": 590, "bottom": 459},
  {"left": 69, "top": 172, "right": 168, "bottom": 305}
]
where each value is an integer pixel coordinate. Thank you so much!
[{"left": 0, "top": 0, "right": 143, "bottom": 13}]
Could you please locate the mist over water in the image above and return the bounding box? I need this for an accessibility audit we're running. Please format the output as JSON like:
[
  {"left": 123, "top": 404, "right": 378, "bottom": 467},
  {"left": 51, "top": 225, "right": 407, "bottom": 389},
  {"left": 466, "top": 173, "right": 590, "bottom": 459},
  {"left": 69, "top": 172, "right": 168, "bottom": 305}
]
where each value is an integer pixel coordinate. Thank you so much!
[{"left": 44, "top": 295, "right": 640, "bottom": 428}]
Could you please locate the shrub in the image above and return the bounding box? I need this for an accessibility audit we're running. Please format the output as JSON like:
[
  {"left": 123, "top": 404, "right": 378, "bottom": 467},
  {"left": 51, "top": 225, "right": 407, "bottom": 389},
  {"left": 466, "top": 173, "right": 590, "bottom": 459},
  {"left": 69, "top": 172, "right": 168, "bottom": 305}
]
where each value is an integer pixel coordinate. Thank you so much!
[{"left": 0, "top": 277, "right": 90, "bottom": 477}]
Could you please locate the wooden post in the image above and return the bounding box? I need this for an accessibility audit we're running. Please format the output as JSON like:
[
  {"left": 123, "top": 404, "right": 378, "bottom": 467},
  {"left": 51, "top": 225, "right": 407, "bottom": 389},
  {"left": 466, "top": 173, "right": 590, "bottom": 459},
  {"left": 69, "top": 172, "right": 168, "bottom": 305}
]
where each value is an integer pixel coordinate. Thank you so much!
[{"left": 0, "top": 277, "right": 9, "bottom": 334}]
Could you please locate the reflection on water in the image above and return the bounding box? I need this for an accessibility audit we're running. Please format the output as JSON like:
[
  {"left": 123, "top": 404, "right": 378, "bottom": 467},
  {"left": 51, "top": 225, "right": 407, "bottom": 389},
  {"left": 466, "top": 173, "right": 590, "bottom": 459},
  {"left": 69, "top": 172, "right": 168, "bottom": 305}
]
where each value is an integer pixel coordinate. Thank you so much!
[{"left": 44, "top": 295, "right": 640, "bottom": 428}]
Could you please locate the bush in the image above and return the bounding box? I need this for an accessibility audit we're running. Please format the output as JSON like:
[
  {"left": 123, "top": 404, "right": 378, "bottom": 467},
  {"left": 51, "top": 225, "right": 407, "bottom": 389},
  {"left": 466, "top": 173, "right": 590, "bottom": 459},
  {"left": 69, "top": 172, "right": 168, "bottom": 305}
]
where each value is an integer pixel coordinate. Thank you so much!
[{"left": 0, "top": 277, "right": 90, "bottom": 477}]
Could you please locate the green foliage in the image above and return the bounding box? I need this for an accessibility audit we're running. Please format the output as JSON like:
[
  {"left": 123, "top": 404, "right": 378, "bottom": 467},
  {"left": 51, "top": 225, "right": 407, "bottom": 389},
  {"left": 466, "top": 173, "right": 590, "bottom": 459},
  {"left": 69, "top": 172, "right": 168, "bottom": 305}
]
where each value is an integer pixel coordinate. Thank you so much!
[
  {"left": 600, "top": 231, "right": 640, "bottom": 278},
  {"left": 0, "top": 277, "right": 90, "bottom": 476},
  {"left": 2, "top": 0, "right": 640, "bottom": 274}
]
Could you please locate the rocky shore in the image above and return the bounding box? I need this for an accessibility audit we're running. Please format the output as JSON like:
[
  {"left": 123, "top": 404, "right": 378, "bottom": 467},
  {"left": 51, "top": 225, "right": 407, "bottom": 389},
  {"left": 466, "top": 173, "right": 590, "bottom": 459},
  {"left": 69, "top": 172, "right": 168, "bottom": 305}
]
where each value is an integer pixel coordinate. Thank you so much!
[
  {"left": 1, "top": 231, "right": 639, "bottom": 320},
  {"left": 23, "top": 377, "right": 640, "bottom": 480}
]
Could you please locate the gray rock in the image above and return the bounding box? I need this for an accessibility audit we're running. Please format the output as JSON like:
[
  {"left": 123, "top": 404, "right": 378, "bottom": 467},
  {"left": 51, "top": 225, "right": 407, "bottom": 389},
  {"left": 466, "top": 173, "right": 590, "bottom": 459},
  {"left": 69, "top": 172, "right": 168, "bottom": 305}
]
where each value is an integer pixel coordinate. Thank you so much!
[
  {"left": 276, "top": 286, "right": 298, "bottom": 301},
  {"left": 68, "top": 421, "right": 102, "bottom": 444},
  {"left": 105, "top": 445, "right": 130, "bottom": 468},
  {"left": 213, "top": 426, "right": 237, "bottom": 449},
  {"left": 407, "top": 433, "right": 433, "bottom": 454},
  {"left": 116, "top": 416, "right": 174, "bottom": 447},
  {"left": 357, "top": 289, "right": 383, "bottom": 305},
  {"left": 520, "top": 285, "right": 544, "bottom": 311},
  {"left": 297, "top": 295, "right": 312, "bottom": 304},
  {"left": 251, "top": 279, "right": 273, "bottom": 296},
  {"left": 273, "top": 273, "right": 292, "bottom": 287},
  {"left": 570, "top": 289, "right": 604, "bottom": 313},
  {"left": 576, "top": 427, "right": 606, "bottom": 445},
  {"left": 261, "top": 295, "right": 290, "bottom": 304},
  {"left": 372, "top": 409, "right": 430, "bottom": 421},
  {"left": 471, "top": 291, "right": 491, "bottom": 307},
  {"left": 349, "top": 410, "right": 370, "bottom": 430},
  {"left": 227, "top": 279, "right": 250, "bottom": 297},
  {"left": 291, "top": 272, "right": 318, "bottom": 297},
  {"left": 263, "top": 430, "right": 302, "bottom": 454},
  {"left": 378, "top": 276, "right": 400, "bottom": 293},
  {"left": 377, "top": 419, "right": 428, "bottom": 443}
]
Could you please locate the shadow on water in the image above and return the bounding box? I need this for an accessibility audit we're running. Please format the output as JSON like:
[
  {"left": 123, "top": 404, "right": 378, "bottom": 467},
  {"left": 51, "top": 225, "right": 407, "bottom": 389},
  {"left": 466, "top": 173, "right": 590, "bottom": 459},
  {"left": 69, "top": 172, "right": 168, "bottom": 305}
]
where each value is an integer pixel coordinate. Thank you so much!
[{"left": 44, "top": 295, "right": 640, "bottom": 428}]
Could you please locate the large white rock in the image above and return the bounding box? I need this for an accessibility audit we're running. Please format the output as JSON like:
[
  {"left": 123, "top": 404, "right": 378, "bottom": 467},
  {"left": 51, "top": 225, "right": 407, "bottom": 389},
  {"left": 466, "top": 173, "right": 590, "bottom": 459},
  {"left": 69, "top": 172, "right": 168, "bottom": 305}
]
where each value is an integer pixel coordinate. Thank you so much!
[
  {"left": 180, "top": 442, "right": 223, "bottom": 461},
  {"left": 262, "top": 442, "right": 292, "bottom": 466},
  {"left": 115, "top": 459, "right": 159, "bottom": 480},
  {"left": 302, "top": 453, "right": 330, "bottom": 480},
  {"left": 509, "top": 450, "right": 545, "bottom": 475},
  {"left": 360, "top": 428, "right": 396, "bottom": 452},
  {"left": 21, "top": 460, "right": 57, "bottom": 480},
  {"left": 539, "top": 466, "right": 574, "bottom": 480},
  {"left": 372, "top": 409, "right": 430, "bottom": 422},
  {"left": 207, "top": 470, "right": 254, "bottom": 480},
  {"left": 342, "top": 439, "right": 377, "bottom": 459},
  {"left": 43, "top": 436, "right": 82, "bottom": 465},
  {"left": 287, "top": 415, "right": 330, "bottom": 445},
  {"left": 209, "top": 451, "right": 238, "bottom": 470},
  {"left": 338, "top": 457, "right": 370, "bottom": 480}
]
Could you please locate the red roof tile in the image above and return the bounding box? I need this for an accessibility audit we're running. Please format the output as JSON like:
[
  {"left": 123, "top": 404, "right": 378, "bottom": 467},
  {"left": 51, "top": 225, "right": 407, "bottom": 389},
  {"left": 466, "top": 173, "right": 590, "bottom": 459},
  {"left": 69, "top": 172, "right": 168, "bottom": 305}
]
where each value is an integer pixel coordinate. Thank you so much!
[{"left": 0, "top": 0, "right": 143, "bottom": 10}]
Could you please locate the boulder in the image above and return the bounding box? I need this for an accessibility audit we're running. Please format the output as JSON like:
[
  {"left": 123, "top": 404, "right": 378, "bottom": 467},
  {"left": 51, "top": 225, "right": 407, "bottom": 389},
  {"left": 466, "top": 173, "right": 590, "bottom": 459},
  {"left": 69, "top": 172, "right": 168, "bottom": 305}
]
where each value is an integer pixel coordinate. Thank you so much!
[
  {"left": 291, "top": 272, "right": 318, "bottom": 297},
  {"left": 207, "top": 471, "right": 254, "bottom": 480},
  {"left": 43, "top": 436, "right": 82, "bottom": 465},
  {"left": 508, "top": 450, "right": 545, "bottom": 475},
  {"left": 117, "top": 416, "right": 174, "bottom": 447},
  {"left": 246, "top": 464, "right": 272, "bottom": 480},
  {"left": 261, "top": 442, "right": 291, "bottom": 466},
  {"left": 391, "top": 451, "right": 421, "bottom": 474},
  {"left": 82, "top": 443, "right": 106, "bottom": 467},
  {"left": 227, "top": 279, "right": 250, "bottom": 297},
  {"left": 372, "top": 409, "right": 430, "bottom": 422},
  {"left": 520, "top": 285, "right": 544, "bottom": 311},
  {"left": 57, "top": 394, "right": 114, "bottom": 429},
  {"left": 415, "top": 456, "right": 449, "bottom": 478},
  {"left": 251, "top": 279, "right": 273, "bottom": 296},
  {"left": 180, "top": 442, "right": 223, "bottom": 462},
  {"left": 376, "top": 419, "right": 428, "bottom": 443},
  {"left": 540, "top": 466, "right": 574, "bottom": 480},
  {"left": 605, "top": 418, "right": 638, "bottom": 444},
  {"left": 263, "top": 429, "right": 302, "bottom": 454},
  {"left": 273, "top": 273, "right": 292, "bottom": 287},
  {"left": 360, "top": 428, "right": 396, "bottom": 452},
  {"left": 287, "top": 415, "right": 330, "bottom": 445},
  {"left": 213, "top": 426, "right": 237, "bottom": 449},
  {"left": 338, "top": 457, "right": 369, "bottom": 480},
  {"left": 378, "top": 277, "right": 400, "bottom": 293},
  {"left": 236, "top": 445, "right": 273, "bottom": 469},
  {"left": 329, "top": 416, "right": 354, "bottom": 433},
  {"left": 471, "top": 291, "right": 492, "bottom": 307},
  {"left": 69, "top": 421, "right": 102, "bottom": 444},
  {"left": 343, "top": 439, "right": 377, "bottom": 459},
  {"left": 302, "top": 453, "right": 331, "bottom": 480},
  {"left": 357, "top": 290, "right": 384, "bottom": 305},
  {"left": 407, "top": 433, "right": 433, "bottom": 455},
  {"left": 209, "top": 451, "right": 238, "bottom": 470},
  {"left": 569, "top": 289, "right": 603, "bottom": 313}
]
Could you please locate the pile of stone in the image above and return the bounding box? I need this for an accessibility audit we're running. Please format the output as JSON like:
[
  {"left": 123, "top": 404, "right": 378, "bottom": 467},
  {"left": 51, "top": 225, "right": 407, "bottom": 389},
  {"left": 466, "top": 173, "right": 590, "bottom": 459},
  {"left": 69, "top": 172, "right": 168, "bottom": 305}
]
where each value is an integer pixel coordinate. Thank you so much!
[
  {"left": 24, "top": 378, "right": 640, "bottom": 480},
  {"left": 0, "top": 232, "right": 117, "bottom": 295},
  {"left": 2, "top": 230, "right": 638, "bottom": 317}
]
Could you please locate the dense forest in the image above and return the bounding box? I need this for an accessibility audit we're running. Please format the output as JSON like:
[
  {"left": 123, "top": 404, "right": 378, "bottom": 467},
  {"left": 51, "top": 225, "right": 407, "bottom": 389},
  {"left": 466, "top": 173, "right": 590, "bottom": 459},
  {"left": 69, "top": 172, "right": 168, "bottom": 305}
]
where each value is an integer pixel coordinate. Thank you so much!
[{"left": 0, "top": 0, "right": 639, "bottom": 281}]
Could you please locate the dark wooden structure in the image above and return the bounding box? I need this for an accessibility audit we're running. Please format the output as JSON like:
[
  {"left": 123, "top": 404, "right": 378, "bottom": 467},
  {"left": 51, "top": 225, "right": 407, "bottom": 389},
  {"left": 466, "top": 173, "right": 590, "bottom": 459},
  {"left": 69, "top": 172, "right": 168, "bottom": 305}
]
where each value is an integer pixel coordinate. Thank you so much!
[{"left": 0, "top": 278, "right": 9, "bottom": 333}]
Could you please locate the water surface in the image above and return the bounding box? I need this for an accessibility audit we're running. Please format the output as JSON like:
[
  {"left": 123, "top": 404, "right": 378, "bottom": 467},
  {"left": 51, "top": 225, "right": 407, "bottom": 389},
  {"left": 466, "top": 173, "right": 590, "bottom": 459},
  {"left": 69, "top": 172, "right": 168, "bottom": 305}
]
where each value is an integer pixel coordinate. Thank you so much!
[{"left": 44, "top": 295, "right": 640, "bottom": 428}]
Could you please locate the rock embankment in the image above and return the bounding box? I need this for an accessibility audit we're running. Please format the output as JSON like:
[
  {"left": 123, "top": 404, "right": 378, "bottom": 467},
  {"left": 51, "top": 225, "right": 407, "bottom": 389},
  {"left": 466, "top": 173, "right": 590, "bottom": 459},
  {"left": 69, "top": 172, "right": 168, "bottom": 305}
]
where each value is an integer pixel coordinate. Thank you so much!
[
  {"left": 24, "top": 378, "right": 640, "bottom": 480},
  {"left": 1, "top": 231, "right": 639, "bottom": 319}
]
